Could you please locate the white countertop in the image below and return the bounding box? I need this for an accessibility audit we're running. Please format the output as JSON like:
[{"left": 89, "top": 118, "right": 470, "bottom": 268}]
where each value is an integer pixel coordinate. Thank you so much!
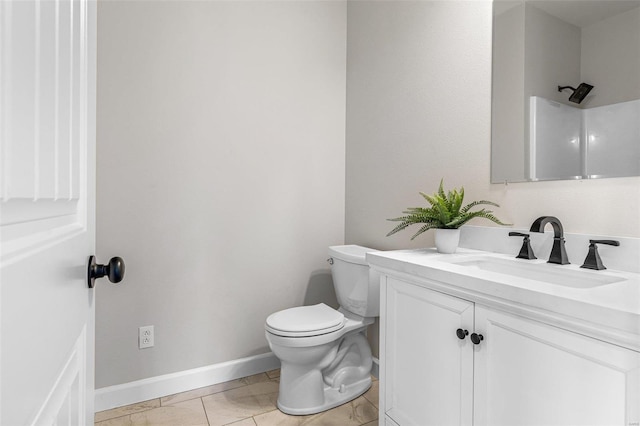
[{"left": 367, "top": 248, "right": 640, "bottom": 351}]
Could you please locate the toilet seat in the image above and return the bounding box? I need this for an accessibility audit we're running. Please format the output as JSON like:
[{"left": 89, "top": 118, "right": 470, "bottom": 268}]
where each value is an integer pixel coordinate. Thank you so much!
[{"left": 265, "top": 303, "right": 345, "bottom": 337}]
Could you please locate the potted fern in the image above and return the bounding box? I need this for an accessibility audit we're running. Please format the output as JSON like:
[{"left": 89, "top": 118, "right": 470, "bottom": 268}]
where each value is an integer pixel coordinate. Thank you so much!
[{"left": 387, "top": 180, "right": 510, "bottom": 253}]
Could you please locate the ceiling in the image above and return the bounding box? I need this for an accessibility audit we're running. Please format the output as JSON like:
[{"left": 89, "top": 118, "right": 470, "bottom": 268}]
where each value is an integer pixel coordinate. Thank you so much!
[
  {"left": 528, "top": 0, "right": 640, "bottom": 27},
  {"left": 494, "top": 0, "right": 640, "bottom": 28}
]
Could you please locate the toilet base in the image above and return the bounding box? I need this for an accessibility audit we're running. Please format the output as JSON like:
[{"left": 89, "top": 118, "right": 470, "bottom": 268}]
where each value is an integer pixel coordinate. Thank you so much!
[{"left": 276, "top": 375, "right": 372, "bottom": 416}]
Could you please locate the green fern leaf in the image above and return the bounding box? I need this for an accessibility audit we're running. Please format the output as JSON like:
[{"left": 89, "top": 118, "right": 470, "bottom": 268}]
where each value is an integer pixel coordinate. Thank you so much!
[
  {"left": 410, "top": 222, "right": 440, "bottom": 240},
  {"left": 460, "top": 200, "right": 499, "bottom": 214}
]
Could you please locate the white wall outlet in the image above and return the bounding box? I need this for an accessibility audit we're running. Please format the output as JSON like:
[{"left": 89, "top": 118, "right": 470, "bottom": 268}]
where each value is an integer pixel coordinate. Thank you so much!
[{"left": 139, "top": 325, "right": 154, "bottom": 349}]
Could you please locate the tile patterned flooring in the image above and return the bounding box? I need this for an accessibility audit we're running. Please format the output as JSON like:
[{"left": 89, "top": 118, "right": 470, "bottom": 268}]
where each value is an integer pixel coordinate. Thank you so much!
[{"left": 95, "top": 369, "right": 379, "bottom": 426}]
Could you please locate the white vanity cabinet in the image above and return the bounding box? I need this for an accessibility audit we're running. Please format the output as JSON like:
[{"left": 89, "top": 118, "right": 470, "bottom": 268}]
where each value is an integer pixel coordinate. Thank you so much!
[{"left": 380, "top": 275, "right": 640, "bottom": 426}]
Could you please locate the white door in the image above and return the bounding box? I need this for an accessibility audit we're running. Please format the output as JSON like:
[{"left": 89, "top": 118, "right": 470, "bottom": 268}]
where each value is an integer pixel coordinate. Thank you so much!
[
  {"left": 0, "top": 0, "right": 97, "bottom": 424},
  {"left": 474, "top": 306, "right": 640, "bottom": 426},
  {"left": 383, "top": 277, "right": 474, "bottom": 426}
]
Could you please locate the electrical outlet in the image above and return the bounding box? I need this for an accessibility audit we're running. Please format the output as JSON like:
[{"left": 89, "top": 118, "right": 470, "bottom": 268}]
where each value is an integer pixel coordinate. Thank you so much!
[{"left": 139, "top": 325, "right": 154, "bottom": 349}]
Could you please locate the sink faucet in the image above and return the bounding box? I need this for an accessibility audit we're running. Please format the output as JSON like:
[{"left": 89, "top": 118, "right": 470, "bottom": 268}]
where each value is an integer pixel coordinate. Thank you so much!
[{"left": 529, "top": 216, "right": 570, "bottom": 265}]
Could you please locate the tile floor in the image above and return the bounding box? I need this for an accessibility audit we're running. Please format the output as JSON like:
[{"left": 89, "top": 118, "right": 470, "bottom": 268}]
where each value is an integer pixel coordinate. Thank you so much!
[{"left": 95, "top": 369, "right": 379, "bottom": 426}]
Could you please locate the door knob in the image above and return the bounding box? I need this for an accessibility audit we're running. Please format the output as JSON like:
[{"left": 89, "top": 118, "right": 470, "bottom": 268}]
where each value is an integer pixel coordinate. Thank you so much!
[
  {"left": 87, "top": 256, "right": 125, "bottom": 288},
  {"left": 456, "top": 328, "right": 469, "bottom": 340},
  {"left": 470, "top": 333, "right": 484, "bottom": 345}
]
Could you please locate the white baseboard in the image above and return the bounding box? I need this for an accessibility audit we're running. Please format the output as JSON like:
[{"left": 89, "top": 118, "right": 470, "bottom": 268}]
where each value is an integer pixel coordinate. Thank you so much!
[{"left": 94, "top": 352, "right": 280, "bottom": 412}]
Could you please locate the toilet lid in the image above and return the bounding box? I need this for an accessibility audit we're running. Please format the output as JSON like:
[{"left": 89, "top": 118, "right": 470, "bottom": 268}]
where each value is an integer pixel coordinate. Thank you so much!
[{"left": 265, "top": 303, "right": 345, "bottom": 337}]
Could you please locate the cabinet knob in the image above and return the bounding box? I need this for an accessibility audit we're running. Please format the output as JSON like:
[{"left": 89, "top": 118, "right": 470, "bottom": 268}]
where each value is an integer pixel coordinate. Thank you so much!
[
  {"left": 470, "top": 333, "right": 484, "bottom": 345},
  {"left": 456, "top": 328, "right": 469, "bottom": 340}
]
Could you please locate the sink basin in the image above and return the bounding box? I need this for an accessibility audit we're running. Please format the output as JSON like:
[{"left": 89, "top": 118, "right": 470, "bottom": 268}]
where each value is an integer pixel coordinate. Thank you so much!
[{"left": 445, "top": 256, "right": 624, "bottom": 288}]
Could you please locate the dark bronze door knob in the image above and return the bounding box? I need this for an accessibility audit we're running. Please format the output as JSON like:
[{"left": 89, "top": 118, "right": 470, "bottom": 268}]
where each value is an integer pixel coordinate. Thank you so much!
[{"left": 88, "top": 256, "right": 125, "bottom": 288}]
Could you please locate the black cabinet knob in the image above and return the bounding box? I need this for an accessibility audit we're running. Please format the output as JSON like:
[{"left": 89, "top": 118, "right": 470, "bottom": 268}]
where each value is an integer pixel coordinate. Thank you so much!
[
  {"left": 88, "top": 256, "right": 125, "bottom": 288},
  {"left": 470, "top": 333, "right": 484, "bottom": 345},
  {"left": 456, "top": 328, "right": 469, "bottom": 340}
]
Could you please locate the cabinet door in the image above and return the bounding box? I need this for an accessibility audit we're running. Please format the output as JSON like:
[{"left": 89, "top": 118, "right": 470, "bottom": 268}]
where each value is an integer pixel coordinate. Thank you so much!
[
  {"left": 474, "top": 306, "right": 640, "bottom": 426},
  {"left": 383, "top": 277, "right": 474, "bottom": 426},
  {"left": 385, "top": 415, "right": 401, "bottom": 426}
]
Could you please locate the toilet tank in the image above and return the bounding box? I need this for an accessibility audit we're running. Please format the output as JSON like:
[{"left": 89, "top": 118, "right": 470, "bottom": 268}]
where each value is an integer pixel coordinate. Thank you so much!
[{"left": 328, "top": 245, "right": 380, "bottom": 318}]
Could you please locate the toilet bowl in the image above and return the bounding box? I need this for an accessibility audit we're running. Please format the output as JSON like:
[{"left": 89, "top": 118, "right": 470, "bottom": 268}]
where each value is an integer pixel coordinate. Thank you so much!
[{"left": 264, "top": 245, "right": 380, "bottom": 415}]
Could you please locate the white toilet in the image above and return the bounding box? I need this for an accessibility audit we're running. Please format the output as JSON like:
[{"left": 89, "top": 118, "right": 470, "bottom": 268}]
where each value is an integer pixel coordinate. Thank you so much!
[{"left": 264, "top": 245, "right": 380, "bottom": 415}]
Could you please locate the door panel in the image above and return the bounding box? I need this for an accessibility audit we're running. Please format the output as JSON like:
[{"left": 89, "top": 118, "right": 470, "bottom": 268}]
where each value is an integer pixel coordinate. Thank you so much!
[
  {"left": 384, "top": 277, "right": 474, "bottom": 426},
  {"left": 0, "top": 0, "right": 96, "bottom": 424},
  {"left": 474, "top": 306, "right": 640, "bottom": 426}
]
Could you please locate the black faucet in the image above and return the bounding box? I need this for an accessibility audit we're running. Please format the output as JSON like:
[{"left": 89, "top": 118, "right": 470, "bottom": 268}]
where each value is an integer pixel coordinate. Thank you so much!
[{"left": 529, "top": 216, "right": 570, "bottom": 265}]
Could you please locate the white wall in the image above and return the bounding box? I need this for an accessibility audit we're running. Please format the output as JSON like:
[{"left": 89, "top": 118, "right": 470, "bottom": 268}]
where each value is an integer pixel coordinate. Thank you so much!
[
  {"left": 345, "top": 0, "right": 640, "bottom": 253},
  {"left": 96, "top": 1, "right": 346, "bottom": 388}
]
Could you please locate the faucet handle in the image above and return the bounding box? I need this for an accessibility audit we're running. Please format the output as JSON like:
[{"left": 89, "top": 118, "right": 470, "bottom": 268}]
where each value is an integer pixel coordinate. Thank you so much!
[
  {"left": 508, "top": 232, "right": 528, "bottom": 237},
  {"left": 580, "top": 240, "right": 620, "bottom": 270},
  {"left": 509, "top": 232, "right": 537, "bottom": 260},
  {"left": 589, "top": 239, "right": 620, "bottom": 247}
]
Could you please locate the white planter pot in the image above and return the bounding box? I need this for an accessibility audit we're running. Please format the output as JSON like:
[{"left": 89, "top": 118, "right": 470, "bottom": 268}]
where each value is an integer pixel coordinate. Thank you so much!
[{"left": 435, "top": 228, "right": 460, "bottom": 254}]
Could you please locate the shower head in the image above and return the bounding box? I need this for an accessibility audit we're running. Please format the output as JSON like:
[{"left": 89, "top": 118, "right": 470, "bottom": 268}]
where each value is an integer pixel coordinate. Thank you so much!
[{"left": 558, "top": 83, "right": 594, "bottom": 104}]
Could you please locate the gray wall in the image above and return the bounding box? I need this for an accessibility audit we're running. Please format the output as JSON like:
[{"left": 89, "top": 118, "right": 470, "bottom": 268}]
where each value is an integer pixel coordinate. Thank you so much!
[
  {"left": 97, "top": 0, "right": 640, "bottom": 389},
  {"left": 581, "top": 7, "right": 640, "bottom": 108},
  {"left": 346, "top": 0, "right": 496, "bottom": 251},
  {"left": 491, "top": 3, "right": 526, "bottom": 182},
  {"left": 524, "top": 4, "right": 640, "bottom": 109},
  {"left": 525, "top": 3, "right": 582, "bottom": 106},
  {"left": 96, "top": 1, "right": 346, "bottom": 388}
]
